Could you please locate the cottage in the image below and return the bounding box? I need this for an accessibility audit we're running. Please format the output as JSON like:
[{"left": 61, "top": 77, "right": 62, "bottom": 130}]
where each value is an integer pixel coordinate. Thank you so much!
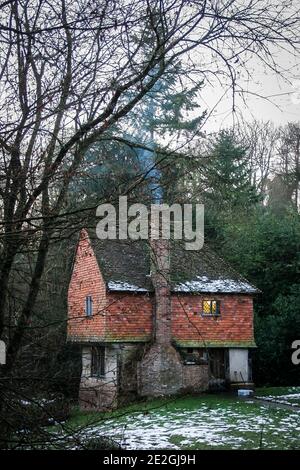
[{"left": 67, "top": 229, "right": 258, "bottom": 410}]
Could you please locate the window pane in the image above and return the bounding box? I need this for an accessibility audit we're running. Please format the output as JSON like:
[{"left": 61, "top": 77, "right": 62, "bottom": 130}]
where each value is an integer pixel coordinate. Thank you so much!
[
  {"left": 99, "top": 348, "right": 105, "bottom": 376},
  {"left": 203, "top": 300, "right": 211, "bottom": 314},
  {"left": 202, "top": 300, "right": 220, "bottom": 315},
  {"left": 86, "top": 296, "right": 93, "bottom": 316},
  {"left": 91, "top": 346, "right": 105, "bottom": 377},
  {"left": 91, "top": 347, "right": 97, "bottom": 376}
]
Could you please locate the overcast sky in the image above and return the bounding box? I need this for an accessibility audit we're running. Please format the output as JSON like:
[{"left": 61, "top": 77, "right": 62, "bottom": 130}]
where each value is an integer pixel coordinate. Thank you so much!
[{"left": 199, "top": 47, "right": 300, "bottom": 132}]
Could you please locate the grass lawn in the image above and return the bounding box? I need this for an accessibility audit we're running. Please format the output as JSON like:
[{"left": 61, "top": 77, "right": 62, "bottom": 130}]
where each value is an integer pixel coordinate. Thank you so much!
[
  {"left": 255, "top": 386, "right": 300, "bottom": 407},
  {"left": 58, "top": 387, "right": 300, "bottom": 450}
]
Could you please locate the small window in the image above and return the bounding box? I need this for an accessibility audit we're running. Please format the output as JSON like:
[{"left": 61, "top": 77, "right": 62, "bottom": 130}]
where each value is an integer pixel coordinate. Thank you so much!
[
  {"left": 202, "top": 300, "right": 220, "bottom": 316},
  {"left": 85, "top": 295, "right": 93, "bottom": 316},
  {"left": 91, "top": 346, "right": 105, "bottom": 377}
]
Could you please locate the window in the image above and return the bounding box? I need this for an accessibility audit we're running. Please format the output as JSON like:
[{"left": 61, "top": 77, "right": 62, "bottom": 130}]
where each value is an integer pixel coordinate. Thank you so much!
[
  {"left": 202, "top": 300, "right": 220, "bottom": 316},
  {"left": 91, "top": 346, "right": 105, "bottom": 377},
  {"left": 85, "top": 295, "right": 93, "bottom": 316}
]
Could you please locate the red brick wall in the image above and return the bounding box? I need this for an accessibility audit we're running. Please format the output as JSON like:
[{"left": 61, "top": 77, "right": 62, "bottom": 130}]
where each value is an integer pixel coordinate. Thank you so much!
[
  {"left": 67, "top": 229, "right": 107, "bottom": 341},
  {"left": 67, "top": 230, "right": 153, "bottom": 342},
  {"left": 171, "top": 294, "right": 254, "bottom": 345},
  {"left": 67, "top": 231, "right": 254, "bottom": 345},
  {"left": 105, "top": 292, "right": 152, "bottom": 341}
]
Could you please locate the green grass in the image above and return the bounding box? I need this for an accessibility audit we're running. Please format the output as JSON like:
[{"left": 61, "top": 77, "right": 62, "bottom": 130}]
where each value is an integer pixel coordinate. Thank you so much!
[
  {"left": 56, "top": 390, "right": 300, "bottom": 450},
  {"left": 255, "top": 386, "right": 300, "bottom": 397},
  {"left": 255, "top": 386, "right": 300, "bottom": 407},
  {"left": 64, "top": 396, "right": 176, "bottom": 430}
]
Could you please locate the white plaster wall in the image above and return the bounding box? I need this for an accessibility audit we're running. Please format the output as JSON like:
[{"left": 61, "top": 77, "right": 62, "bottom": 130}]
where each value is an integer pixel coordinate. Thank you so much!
[
  {"left": 79, "top": 346, "right": 118, "bottom": 410},
  {"left": 0, "top": 340, "right": 5, "bottom": 365},
  {"left": 229, "top": 349, "right": 249, "bottom": 382},
  {"left": 81, "top": 345, "right": 118, "bottom": 385},
  {"left": 81, "top": 346, "right": 91, "bottom": 378},
  {"left": 104, "top": 346, "right": 118, "bottom": 386}
]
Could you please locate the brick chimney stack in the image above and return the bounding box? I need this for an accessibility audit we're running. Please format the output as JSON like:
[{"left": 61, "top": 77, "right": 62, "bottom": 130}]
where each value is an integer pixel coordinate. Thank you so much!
[
  {"left": 150, "top": 238, "right": 172, "bottom": 345},
  {"left": 138, "top": 231, "right": 183, "bottom": 397}
]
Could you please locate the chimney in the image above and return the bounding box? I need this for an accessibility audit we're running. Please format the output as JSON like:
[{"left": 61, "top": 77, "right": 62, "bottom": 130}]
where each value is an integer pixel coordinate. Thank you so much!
[
  {"left": 150, "top": 238, "right": 171, "bottom": 344},
  {"left": 137, "top": 229, "right": 183, "bottom": 397}
]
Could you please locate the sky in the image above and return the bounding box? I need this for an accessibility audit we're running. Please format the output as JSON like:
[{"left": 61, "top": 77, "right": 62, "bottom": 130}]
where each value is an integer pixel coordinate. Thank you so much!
[{"left": 199, "top": 47, "right": 300, "bottom": 132}]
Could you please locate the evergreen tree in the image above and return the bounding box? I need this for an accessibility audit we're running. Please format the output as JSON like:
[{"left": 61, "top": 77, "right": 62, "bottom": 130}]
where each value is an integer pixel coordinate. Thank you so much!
[
  {"left": 123, "top": 63, "right": 205, "bottom": 203},
  {"left": 65, "top": 68, "right": 206, "bottom": 209},
  {"left": 219, "top": 207, "right": 300, "bottom": 386},
  {"left": 202, "top": 130, "right": 259, "bottom": 210}
]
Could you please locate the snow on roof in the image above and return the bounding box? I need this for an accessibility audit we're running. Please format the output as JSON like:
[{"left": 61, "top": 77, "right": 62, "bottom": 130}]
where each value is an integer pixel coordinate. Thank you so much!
[
  {"left": 108, "top": 280, "right": 148, "bottom": 292},
  {"left": 173, "top": 276, "right": 257, "bottom": 294},
  {"left": 85, "top": 233, "right": 259, "bottom": 294},
  {"left": 108, "top": 277, "right": 257, "bottom": 294}
]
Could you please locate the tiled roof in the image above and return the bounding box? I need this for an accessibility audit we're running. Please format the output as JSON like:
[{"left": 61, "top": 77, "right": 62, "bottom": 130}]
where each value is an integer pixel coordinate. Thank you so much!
[
  {"left": 86, "top": 229, "right": 259, "bottom": 294},
  {"left": 170, "top": 241, "right": 259, "bottom": 294},
  {"left": 89, "top": 235, "right": 152, "bottom": 291}
]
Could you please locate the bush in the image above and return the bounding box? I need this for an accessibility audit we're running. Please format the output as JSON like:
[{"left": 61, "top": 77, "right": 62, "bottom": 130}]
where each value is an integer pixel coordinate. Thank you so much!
[{"left": 83, "top": 436, "right": 121, "bottom": 450}]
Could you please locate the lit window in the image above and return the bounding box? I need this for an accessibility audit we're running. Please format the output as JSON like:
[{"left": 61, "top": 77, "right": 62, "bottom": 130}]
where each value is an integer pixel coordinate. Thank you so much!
[
  {"left": 85, "top": 295, "right": 93, "bottom": 316},
  {"left": 91, "top": 346, "right": 105, "bottom": 377},
  {"left": 202, "top": 300, "right": 220, "bottom": 316}
]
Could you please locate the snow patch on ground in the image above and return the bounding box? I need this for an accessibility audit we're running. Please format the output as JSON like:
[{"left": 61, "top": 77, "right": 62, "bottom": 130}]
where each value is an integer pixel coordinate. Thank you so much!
[
  {"left": 258, "top": 393, "right": 300, "bottom": 407},
  {"left": 75, "top": 402, "right": 300, "bottom": 450},
  {"left": 20, "top": 398, "right": 56, "bottom": 406}
]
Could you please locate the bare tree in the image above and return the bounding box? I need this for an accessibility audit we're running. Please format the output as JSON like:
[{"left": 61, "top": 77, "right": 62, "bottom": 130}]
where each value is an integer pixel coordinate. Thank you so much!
[
  {"left": 1, "top": 0, "right": 300, "bottom": 448},
  {"left": 276, "top": 122, "right": 300, "bottom": 210},
  {"left": 238, "top": 120, "right": 279, "bottom": 196}
]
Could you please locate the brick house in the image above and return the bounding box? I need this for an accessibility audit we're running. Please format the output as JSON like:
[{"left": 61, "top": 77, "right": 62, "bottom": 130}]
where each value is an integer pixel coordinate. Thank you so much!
[{"left": 67, "top": 229, "right": 258, "bottom": 410}]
